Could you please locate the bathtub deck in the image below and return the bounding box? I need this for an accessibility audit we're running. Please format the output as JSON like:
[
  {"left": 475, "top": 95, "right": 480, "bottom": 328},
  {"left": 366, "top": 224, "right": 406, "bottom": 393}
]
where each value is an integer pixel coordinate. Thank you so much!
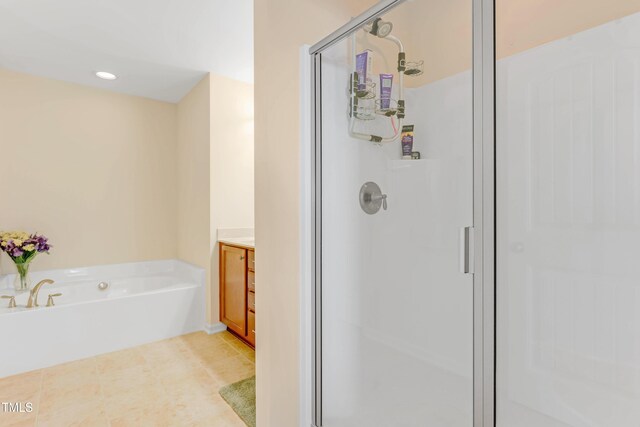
[{"left": 0, "top": 330, "right": 255, "bottom": 426}]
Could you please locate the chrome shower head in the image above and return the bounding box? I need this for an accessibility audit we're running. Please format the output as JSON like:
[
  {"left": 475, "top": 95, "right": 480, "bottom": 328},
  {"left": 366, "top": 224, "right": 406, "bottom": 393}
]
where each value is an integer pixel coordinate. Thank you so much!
[{"left": 364, "top": 18, "right": 393, "bottom": 38}]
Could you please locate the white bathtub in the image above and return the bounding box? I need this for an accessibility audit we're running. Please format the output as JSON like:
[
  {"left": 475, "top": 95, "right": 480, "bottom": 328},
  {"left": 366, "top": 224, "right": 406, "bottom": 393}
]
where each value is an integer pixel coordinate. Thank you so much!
[{"left": 0, "top": 260, "right": 205, "bottom": 378}]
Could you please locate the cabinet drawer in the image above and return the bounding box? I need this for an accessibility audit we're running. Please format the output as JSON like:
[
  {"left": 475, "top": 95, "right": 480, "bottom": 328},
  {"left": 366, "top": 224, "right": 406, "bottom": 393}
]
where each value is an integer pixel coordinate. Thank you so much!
[
  {"left": 248, "top": 250, "right": 255, "bottom": 272},
  {"left": 248, "top": 291, "right": 255, "bottom": 312},
  {"left": 248, "top": 271, "right": 255, "bottom": 292},
  {"left": 247, "top": 310, "right": 255, "bottom": 346}
]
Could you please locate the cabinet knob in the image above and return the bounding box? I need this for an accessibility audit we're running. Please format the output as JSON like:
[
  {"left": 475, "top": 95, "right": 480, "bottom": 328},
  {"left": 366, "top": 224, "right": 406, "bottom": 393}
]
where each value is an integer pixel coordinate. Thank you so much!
[{"left": 240, "top": 256, "right": 245, "bottom": 260}]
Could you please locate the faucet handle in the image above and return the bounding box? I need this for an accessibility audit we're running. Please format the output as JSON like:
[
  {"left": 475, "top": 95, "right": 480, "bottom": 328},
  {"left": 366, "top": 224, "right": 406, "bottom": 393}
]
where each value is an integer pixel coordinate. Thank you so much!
[
  {"left": 46, "top": 293, "right": 62, "bottom": 307},
  {"left": 1, "top": 295, "right": 16, "bottom": 308}
]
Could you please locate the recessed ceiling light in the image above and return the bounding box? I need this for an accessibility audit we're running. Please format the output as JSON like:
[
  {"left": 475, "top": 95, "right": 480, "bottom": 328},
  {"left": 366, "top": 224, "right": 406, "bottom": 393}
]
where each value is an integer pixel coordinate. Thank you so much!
[{"left": 96, "top": 71, "right": 117, "bottom": 80}]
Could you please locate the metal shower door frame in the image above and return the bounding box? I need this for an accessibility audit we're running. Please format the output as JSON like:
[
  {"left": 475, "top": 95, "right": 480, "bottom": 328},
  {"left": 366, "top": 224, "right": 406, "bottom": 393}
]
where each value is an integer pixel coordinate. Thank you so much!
[{"left": 308, "top": 0, "right": 496, "bottom": 425}]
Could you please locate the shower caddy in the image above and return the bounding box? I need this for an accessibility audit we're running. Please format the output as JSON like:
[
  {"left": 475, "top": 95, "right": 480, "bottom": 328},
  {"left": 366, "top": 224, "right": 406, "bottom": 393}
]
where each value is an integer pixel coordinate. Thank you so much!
[{"left": 349, "top": 18, "right": 423, "bottom": 143}]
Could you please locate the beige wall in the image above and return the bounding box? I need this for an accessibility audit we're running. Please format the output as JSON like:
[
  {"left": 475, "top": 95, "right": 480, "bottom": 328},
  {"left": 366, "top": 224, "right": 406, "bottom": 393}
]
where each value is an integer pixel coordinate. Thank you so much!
[
  {"left": 254, "top": 1, "right": 640, "bottom": 426},
  {"left": 0, "top": 67, "right": 178, "bottom": 274},
  {"left": 176, "top": 72, "right": 255, "bottom": 325},
  {"left": 254, "top": 1, "right": 375, "bottom": 426},
  {"left": 176, "top": 75, "right": 213, "bottom": 318},
  {"left": 0, "top": 69, "right": 254, "bottom": 328},
  {"left": 391, "top": 0, "right": 472, "bottom": 87},
  {"left": 390, "top": 0, "right": 640, "bottom": 87},
  {"left": 209, "top": 74, "right": 255, "bottom": 322},
  {"left": 496, "top": 0, "right": 640, "bottom": 58}
]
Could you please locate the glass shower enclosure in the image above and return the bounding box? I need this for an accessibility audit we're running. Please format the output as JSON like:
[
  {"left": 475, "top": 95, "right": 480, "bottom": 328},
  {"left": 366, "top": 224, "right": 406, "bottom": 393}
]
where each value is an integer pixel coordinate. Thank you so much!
[
  {"left": 309, "top": 0, "right": 494, "bottom": 426},
  {"left": 310, "top": 0, "right": 640, "bottom": 426}
]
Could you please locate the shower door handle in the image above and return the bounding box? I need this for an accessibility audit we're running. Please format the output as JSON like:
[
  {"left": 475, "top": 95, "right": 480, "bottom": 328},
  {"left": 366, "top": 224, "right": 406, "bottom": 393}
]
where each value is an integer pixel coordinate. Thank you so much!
[{"left": 459, "top": 226, "right": 474, "bottom": 274}]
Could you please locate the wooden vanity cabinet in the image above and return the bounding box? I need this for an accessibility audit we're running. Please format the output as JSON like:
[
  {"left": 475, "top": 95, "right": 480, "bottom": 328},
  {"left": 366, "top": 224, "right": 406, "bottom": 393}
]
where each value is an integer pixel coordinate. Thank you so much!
[
  {"left": 220, "top": 244, "right": 247, "bottom": 337},
  {"left": 219, "top": 242, "right": 255, "bottom": 347}
]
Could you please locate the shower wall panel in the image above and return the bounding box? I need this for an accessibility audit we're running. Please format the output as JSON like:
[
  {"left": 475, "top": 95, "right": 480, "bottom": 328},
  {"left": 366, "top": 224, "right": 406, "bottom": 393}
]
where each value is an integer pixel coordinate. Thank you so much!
[{"left": 496, "top": 11, "right": 640, "bottom": 427}]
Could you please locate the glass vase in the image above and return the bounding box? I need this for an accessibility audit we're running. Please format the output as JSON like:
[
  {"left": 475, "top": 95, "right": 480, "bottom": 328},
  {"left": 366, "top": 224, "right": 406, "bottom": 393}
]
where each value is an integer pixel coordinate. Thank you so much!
[{"left": 13, "top": 261, "right": 32, "bottom": 293}]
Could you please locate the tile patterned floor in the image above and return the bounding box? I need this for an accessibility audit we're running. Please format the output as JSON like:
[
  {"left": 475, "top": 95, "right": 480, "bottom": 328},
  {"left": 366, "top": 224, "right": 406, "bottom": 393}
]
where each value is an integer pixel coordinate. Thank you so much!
[{"left": 0, "top": 331, "right": 255, "bottom": 427}]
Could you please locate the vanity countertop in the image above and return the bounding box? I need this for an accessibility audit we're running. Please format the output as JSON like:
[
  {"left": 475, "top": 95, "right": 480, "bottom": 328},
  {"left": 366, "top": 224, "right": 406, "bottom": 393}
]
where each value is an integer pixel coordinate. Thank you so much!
[{"left": 218, "top": 237, "right": 255, "bottom": 249}]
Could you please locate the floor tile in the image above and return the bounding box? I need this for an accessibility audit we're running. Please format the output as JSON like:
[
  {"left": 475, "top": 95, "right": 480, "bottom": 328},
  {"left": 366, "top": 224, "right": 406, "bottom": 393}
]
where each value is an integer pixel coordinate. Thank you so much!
[
  {"left": 189, "top": 340, "right": 240, "bottom": 363},
  {"left": 38, "top": 383, "right": 101, "bottom": 415},
  {"left": 179, "top": 332, "right": 226, "bottom": 351},
  {"left": 42, "top": 360, "right": 98, "bottom": 391},
  {"left": 94, "top": 348, "right": 146, "bottom": 374},
  {"left": 0, "top": 330, "right": 255, "bottom": 426},
  {"left": 225, "top": 338, "right": 256, "bottom": 362},
  {"left": 0, "top": 409, "right": 37, "bottom": 427},
  {"left": 158, "top": 364, "right": 213, "bottom": 387},
  {"left": 99, "top": 366, "right": 159, "bottom": 398},
  {"left": 36, "top": 400, "right": 107, "bottom": 427},
  {"left": 203, "top": 355, "right": 255, "bottom": 386},
  {"left": 42, "top": 359, "right": 96, "bottom": 379},
  {"left": 109, "top": 401, "right": 193, "bottom": 427},
  {"left": 0, "top": 371, "right": 42, "bottom": 402},
  {"left": 103, "top": 384, "right": 168, "bottom": 418}
]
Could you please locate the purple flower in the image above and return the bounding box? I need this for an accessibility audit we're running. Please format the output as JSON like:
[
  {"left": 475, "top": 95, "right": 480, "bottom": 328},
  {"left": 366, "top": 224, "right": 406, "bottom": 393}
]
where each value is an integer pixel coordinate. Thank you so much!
[
  {"left": 5, "top": 241, "right": 24, "bottom": 258},
  {"left": 0, "top": 231, "right": 51, "bottom": 263},
  {"left": 27, "top": 234, "right": 51, "bottom": 253}
]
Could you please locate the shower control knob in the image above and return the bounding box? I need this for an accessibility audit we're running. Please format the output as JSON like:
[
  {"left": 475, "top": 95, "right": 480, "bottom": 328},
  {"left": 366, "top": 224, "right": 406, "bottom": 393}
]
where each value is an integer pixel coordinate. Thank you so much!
[{"left": 359, "top": 182, "right": 388, "bottom": 215}]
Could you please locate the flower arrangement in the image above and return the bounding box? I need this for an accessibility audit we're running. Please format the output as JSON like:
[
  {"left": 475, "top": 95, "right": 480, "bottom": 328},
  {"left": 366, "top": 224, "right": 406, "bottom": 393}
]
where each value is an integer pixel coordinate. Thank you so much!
[{"left": 0, "top": 231, "right": 51, "bottom": 292}]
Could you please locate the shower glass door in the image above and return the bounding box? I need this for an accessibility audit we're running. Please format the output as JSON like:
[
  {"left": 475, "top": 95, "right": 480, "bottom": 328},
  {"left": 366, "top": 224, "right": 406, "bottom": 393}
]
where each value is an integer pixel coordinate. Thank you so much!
[{"left": 313, "top": 0, "right": 477, "bottom": 425}]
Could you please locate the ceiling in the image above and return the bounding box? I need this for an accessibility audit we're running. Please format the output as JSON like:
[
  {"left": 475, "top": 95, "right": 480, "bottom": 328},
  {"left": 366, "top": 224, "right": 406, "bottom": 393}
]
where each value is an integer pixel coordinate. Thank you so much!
[{"left": 0, "top": 0, "right": 253, "bottom": 103}]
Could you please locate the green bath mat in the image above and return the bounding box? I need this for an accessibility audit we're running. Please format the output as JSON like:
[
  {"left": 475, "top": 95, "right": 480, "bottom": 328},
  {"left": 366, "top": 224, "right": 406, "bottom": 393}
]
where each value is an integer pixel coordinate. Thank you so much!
[{"left": 219, "top": 376, "right": 256, "bottom": 427}]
